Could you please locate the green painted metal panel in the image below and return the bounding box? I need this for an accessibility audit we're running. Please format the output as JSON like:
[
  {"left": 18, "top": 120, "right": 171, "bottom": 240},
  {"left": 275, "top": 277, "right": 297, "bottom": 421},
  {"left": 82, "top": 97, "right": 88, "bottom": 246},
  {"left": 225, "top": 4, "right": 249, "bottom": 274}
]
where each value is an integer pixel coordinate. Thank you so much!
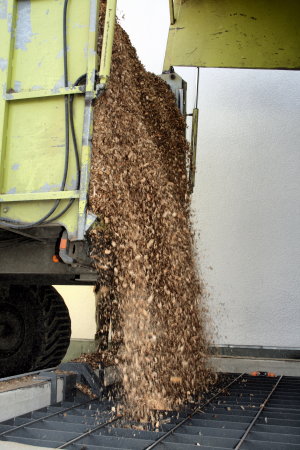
[
  {"left": 0, "top": 0, "right": 99, "bottom": 240},
  {"left": 164, "top": 0, "right": 300, "bottom": 70}
]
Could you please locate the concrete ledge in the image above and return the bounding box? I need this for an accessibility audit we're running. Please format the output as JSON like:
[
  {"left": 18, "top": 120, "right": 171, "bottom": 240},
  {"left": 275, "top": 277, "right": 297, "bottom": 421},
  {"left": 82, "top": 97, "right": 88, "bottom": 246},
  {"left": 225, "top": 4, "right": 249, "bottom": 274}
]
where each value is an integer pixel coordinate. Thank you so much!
[
  {"left": 0, "top": 378, "right": 64, "bottom": 422},
  {"left": 210, "top": 356, "right": 300, "bottom": 377},
  {"left": 0, "top": 443, "right": 55, "bottom": 450}
]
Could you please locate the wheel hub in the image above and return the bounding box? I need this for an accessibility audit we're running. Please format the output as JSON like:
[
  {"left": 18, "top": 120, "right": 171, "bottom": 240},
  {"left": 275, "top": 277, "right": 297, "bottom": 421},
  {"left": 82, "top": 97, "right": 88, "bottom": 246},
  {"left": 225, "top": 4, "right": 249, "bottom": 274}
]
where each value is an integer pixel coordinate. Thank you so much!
[{"left": 0, "top": 305, "right": 25, "bottom": 354}]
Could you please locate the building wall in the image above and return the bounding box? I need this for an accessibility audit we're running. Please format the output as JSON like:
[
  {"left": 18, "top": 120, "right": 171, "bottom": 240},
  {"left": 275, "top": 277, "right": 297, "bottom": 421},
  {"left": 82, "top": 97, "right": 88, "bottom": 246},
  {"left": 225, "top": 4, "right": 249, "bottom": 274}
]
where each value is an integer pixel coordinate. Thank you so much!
[
  {"left": 188, "top": 68, "right": 300, "bottom": 348},
  {"left": 54, "top": 285, "right": 95, "bottom": 340}
]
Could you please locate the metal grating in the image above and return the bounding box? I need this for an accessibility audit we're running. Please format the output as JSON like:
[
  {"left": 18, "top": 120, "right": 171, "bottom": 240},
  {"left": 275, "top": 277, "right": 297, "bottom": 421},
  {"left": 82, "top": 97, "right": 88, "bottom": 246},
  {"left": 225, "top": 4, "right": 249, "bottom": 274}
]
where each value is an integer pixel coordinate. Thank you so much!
[{"left": 0, "top": 373, "right": 299, "bottom": 449}]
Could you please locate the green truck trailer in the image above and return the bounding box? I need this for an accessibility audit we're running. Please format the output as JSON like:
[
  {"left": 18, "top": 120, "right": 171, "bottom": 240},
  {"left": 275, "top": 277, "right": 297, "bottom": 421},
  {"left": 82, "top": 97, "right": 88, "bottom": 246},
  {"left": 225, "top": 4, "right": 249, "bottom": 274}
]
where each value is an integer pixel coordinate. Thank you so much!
[{"left": 0, "top": 0, "right": 299, "bottom": 377}]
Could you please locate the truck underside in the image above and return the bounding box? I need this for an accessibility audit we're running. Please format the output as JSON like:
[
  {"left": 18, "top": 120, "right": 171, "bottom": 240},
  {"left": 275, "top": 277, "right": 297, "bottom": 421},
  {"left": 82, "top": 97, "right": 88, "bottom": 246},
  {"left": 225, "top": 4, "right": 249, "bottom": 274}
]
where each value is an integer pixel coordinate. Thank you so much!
[
  {"left": 0, "top": 226, "right": 97, "bottom": 377},
  {"left": 0, "top": 227, "right": 96, "bottom": 285}
]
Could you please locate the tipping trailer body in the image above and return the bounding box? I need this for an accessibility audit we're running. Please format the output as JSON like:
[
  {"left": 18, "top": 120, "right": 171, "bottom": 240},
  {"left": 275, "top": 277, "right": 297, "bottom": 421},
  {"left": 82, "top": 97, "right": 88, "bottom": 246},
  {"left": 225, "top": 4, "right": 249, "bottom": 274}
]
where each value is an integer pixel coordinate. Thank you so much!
[
  {"left": 0, "top": 0, "right": 100, "bottom": 284},
  {"left": 165, "top": 0, "right": 300, "bottom": 71}
]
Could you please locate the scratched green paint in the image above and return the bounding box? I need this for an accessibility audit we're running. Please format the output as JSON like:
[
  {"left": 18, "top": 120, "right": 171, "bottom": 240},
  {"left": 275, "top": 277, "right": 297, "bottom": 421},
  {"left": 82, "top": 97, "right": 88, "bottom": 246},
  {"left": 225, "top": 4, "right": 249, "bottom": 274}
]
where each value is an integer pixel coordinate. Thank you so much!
[
  {"left": 0, "top": 0, "right": 99, "bottom": 239},
  {"left": 164, "top": 0, "right": 300, "bottom": 70}
]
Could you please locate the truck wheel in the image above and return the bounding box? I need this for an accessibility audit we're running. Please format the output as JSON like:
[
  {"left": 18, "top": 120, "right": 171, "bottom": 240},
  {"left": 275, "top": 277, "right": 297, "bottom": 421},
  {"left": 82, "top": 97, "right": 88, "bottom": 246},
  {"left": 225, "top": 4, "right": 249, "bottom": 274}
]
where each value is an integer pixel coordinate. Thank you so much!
[
  {"left": 0, "top": 285, "right": 71, "bottom": 377},
  {"left": 33, "top": 286, "right": 71, "bottom": 370}
]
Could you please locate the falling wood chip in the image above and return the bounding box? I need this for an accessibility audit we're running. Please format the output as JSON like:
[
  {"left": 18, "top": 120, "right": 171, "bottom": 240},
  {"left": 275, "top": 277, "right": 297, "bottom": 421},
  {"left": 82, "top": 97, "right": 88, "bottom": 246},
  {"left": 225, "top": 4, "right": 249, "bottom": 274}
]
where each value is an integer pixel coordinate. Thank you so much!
[
  {"left": 170, "top": 376, "right": 182, "bottom": 384},
  {"left": 80, "top": 3, "right": 215, "bottom": 421}
]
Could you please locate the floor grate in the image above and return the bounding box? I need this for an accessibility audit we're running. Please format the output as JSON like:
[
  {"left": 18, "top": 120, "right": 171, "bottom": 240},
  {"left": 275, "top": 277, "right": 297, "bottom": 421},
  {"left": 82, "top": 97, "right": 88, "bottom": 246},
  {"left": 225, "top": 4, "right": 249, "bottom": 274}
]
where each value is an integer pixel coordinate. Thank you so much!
[{"left": 0, "top": 373, "right": 299, "bottom": 449}]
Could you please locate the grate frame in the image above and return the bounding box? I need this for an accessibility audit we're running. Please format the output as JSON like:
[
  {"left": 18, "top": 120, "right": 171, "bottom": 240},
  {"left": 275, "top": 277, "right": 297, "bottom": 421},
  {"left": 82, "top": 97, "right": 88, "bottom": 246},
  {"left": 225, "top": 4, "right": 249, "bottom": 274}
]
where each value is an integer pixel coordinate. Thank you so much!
[{"left": 0, "top": 373, "right": 299, "bottom": 449}]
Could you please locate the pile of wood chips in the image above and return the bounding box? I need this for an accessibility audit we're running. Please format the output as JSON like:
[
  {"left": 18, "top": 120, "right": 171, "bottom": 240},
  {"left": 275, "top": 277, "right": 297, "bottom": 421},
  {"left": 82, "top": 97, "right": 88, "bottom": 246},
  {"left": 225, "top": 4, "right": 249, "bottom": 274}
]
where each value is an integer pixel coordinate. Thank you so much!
[{"left": 87, "top": 7, "right": 215, "bottom": 420}]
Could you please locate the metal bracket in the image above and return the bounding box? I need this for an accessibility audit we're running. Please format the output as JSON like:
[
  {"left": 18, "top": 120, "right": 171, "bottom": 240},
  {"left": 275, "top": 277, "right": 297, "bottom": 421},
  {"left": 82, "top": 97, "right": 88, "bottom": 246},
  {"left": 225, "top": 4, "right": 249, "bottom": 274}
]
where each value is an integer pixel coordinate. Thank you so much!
[
  {"left": 58, "top": 362, "right": 103, "bottom": 398},
  {"left": 160, "top": 70, "right": 187, "bottom": 117},
  {"left": 169, "top": 0, "right": 176, "bottom": 25},
  {"left": 59, "top": 230, "right": 74, "bottom": 265},
  {"left": 85, "top": 212, "right": 97, "bottom": 232}
]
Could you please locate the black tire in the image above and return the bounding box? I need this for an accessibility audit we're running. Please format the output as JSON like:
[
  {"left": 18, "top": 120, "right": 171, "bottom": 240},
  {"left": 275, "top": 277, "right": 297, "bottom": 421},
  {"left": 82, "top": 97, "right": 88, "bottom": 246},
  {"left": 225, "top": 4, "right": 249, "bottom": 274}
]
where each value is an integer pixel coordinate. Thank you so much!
[
  {"left": 33, "top": 286, "right": 71, "bottom": 369},
  {"left": 0, "top": 285, "right": 71, "bottom": 377}
]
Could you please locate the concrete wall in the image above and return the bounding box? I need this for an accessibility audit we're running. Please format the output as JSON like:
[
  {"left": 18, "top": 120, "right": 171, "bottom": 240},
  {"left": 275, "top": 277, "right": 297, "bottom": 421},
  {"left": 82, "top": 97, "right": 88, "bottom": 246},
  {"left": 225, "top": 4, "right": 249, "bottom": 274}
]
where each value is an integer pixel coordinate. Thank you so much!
[
  {"left": 54, "top": 286, "right": 95, "bottom": 340},
  {"left": 186, "top": 68, "right": 300, "bottom": 348}
]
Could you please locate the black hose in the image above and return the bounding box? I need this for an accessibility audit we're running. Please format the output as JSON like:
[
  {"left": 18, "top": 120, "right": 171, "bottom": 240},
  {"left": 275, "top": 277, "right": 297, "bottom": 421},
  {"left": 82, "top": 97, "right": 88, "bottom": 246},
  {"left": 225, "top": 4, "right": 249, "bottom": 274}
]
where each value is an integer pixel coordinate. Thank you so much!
[
  {"left": 70, "top": 74, "right": 86, "bottom": 188},
  {"left": 43, "top": 74, "right": 86, "bottom": 223},
  {"left": 60, "top": 0, "right": 71, "bottom": 190}
]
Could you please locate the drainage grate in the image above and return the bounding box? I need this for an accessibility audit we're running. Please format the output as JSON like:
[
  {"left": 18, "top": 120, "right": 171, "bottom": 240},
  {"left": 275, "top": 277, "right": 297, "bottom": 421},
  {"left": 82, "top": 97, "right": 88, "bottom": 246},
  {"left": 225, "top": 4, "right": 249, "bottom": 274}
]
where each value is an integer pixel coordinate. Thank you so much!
[{"left": 0, "top": 373, "right": 299, "bottom": 449}]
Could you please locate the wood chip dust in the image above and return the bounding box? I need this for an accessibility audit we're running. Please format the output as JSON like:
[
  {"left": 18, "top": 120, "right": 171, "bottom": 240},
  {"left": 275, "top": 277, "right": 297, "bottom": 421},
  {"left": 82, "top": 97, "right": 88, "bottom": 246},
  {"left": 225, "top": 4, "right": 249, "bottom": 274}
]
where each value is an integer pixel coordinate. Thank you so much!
[{"left": 86, "top": 4, "right": 216, "bottom": 420}]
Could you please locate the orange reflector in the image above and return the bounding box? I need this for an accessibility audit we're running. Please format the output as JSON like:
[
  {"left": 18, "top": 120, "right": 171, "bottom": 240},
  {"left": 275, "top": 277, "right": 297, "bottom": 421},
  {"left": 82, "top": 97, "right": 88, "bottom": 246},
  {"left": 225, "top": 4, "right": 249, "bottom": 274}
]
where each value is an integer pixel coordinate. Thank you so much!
[
  {"left": 267, "top": 372, "right": 276, "bottom": 377},
  {"left": 60, "top": 238, "right": 67, "bottom": 249},
  {"left": 250, "top": 371, "right": 260, "bottom": 376},
  {"left": 52, "top": 255, "right": 60, "bottom": 263}
]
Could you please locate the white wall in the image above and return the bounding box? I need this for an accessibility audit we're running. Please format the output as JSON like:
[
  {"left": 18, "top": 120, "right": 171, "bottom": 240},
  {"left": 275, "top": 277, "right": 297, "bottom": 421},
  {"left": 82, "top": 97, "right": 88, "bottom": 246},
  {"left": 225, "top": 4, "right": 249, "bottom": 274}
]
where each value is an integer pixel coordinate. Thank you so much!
[
  {"left": 189, "top": 68, "right": 300, "bottom": 347},
  {"left": 54, "top": 286, "right": 95, "bottom": 339}
]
